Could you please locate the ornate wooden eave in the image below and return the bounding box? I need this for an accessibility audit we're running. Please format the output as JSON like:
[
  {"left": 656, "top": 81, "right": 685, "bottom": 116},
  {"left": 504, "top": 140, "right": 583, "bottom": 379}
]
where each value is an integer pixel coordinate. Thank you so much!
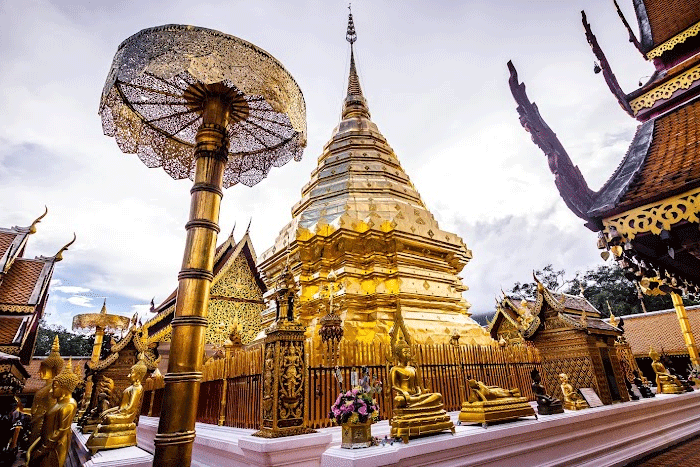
[
  {"left": 582, "top": 11, "right": 634, "bottom": 116},
  {"left": 507, "top": 61, "right": 599, "bottom": 228}
]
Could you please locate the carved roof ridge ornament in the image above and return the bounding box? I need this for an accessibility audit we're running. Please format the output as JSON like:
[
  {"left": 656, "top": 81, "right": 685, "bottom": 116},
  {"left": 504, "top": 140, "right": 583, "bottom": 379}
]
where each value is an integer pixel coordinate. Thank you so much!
[
  {"left": 613, "top": 0, "right": 643, "bottom": 55},
  {"left": 342, "top": 8, "right": 370, "bottom": 120},
  {"left": 532, "top": 272, "right": 565, "bottom": 313},
  {"left": 582, "top": 10, "right": 634, "bottom": 116},
  {"left": 100, "top": 24, "right": 307, "bottom": 188},
  {"left": 507, "top": 61, "right": 598, "bottom": 227}
]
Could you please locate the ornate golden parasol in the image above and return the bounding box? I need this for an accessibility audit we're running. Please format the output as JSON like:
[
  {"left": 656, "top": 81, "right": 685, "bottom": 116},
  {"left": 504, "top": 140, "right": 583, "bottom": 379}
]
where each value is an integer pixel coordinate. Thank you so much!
[
  {"left": 72, "top": 300, "right": 131, "bottom": 364},
  {"left": 100, "top": 24, "right": 306, "bottom": 467}
]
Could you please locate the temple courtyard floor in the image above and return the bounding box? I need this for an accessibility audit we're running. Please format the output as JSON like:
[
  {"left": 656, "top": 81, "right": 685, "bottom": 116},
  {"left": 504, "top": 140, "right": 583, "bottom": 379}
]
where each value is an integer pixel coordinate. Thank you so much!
[{"left": 69, "top": 391, "right": 700, "bottom": 467}]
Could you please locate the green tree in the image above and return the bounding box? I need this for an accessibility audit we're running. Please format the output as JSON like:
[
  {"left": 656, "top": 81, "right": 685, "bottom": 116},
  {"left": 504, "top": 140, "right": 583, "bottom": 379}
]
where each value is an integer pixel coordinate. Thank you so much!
[
  {"left": 508, "top": 264, "right": 565, "bottom": 300},
  {"left": 34, "top": 323, "right": 94, "bottom": 356}
]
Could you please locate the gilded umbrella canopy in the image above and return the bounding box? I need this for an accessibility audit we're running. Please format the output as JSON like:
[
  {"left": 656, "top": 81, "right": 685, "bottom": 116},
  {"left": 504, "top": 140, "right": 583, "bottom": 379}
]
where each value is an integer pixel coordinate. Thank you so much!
[{"left": 99, "top": 24, "right": 307, "bottom": 187}]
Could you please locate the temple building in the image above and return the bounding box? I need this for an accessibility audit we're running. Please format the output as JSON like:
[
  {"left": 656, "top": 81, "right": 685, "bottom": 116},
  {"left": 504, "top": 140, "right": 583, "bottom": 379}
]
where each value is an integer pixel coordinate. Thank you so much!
[
  {"left": 0, "top": 210, "right": 72, "bottom": 395},
  {"left": 489, "top": 278, "right": 629, "bottom": 404},
  {"left": 143, "top": 229, "right": 266, "bottom": 371},
  {"left": 257, "top": 13, "right": 490, "bottom": 345},
  {"left": 508, "top": 1, "right": 700, "bottom": 364}
]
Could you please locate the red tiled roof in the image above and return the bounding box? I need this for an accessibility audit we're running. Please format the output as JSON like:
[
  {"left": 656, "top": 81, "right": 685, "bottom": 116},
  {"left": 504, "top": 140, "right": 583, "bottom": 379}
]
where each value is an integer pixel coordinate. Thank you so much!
[
  {"left": 644, "top": 0, "right": 700, "bottom": 47},
  {"left": 0, "top": 259, "right": 46, "bottom": 305},
  {"left": 616, "top": 98, "right": 700, "bottom": 210},
  {"left": 0, "top": 231, "right": 16, "bottom": 262},
  {"left": 623, "top": 305, "right": 700, "bottom": 356},
  {"left": 0, "top": 316, "right": 24, "bottom": 344}
]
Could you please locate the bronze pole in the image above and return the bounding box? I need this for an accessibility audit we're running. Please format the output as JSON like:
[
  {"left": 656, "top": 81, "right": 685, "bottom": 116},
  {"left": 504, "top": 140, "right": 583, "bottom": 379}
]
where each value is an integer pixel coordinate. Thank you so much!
[
  {"left": 671, "top": 292, "right": 700, "bottom": 366},
  {"left": 153, "top": 95, "right": 230, "bottom": 467}
]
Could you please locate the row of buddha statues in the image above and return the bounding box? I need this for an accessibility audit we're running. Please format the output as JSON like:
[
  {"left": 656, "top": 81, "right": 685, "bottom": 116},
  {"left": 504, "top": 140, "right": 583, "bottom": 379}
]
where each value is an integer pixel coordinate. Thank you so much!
[
  {"left": 26, "top": 337, "right": 148, "bottom": 466},
  {"left": 386, "top": 338, "right": 694, "bottom": 443}
]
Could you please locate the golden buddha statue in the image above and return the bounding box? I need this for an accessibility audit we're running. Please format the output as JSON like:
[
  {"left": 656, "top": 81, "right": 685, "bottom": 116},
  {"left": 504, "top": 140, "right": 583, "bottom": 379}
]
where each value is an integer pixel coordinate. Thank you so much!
[
  {"left": 86, "top": 357, "right": 148, "bottom": 452},
  {"left": 649, "top": 348, "right": 685, "bottom": 394},
  {"left": 459, "top": 378, "right": 535, "bottom": 427},
  {"left": 30, "top": 336, "right": 64, "bottom": 446},
  {"left": 389, "top": 336, "right": 454, "bottom": 443},
  {"left": 27, "top": 359, "right": 80, "bottom": 467},
  {"left": 559, "top": 373, "right": 589, "bottom": 410}
]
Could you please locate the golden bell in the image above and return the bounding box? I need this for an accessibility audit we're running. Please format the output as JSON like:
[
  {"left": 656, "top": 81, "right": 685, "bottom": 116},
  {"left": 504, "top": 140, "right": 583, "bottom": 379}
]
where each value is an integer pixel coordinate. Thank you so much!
[
  {"left": 600, "top": 251, "right": 610, "bottom": 261},
  {"left": 610, "top": 245, "right": 623, "bottom": 258}
]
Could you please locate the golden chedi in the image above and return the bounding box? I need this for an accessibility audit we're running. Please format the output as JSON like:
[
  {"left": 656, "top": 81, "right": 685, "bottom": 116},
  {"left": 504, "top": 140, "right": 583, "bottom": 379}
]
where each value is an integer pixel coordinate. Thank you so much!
[
  {"left": 649, "top": 348, "right": 685, "bottom": 394},
  {"left": 459, "top": 378, "right": 536, "bottom": 427},
  {"left": 86, "top": 357, "right": 148, "bottom": 452},
  {"left": 389, "top": 335, "right": 454, "bottom": 443},
  {"left": 559, "top": 373, "right": 589, "bottom": 410},
  {"left": 258, "top": 11, "right": 491, "bottom": 346},
  {"left": 27, "top": 359, "right": 80, "bottom": 467},
  {"left": 30, "top": 336, "right": 64, "bottom": 446}
]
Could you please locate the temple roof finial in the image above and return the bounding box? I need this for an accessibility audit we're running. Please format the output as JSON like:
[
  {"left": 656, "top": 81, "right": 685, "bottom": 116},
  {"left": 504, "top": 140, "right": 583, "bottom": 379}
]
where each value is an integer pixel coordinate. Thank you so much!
[{"left": 342, "top": 6, "right": 370, "bottom": 120}]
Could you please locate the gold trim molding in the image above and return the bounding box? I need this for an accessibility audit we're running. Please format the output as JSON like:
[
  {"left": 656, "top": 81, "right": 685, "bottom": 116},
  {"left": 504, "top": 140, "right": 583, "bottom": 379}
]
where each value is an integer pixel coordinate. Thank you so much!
[
  {"left": 646, "top": 21, "right": 700, "bottom": 60},
  {"left": 603, "top": 186, "right": 700, "bottom": 239},
  {"left": 630, "top": 63, "right": 700, "bottom": 114},
  {"left": 0, "top": 304, "right": 34, "bottom": 313}
]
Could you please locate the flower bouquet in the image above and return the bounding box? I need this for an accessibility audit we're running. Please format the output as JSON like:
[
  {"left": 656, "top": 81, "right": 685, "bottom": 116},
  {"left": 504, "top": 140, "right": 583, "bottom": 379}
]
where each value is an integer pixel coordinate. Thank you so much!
[{"left": 331, "top": 387, "right": 380, "bottom": 448}]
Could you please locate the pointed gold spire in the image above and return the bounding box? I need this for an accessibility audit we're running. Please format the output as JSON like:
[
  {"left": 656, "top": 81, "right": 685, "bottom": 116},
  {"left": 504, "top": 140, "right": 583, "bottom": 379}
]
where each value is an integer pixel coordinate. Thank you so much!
[
  {"left": 342, "top": 7, "right": 370, "bottom": 120},
  {"left": 100, "top": 299, "right": 107, "bottom": 314}
]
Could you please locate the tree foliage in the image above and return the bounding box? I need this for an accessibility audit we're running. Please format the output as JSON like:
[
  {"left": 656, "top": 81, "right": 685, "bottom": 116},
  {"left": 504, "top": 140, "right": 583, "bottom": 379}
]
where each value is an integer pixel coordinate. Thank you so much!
[
  {"left": 508, "top": 263, "right": 698, "bottom": 317},
  {"left": 34, "top": 323, "right": 94, "bottom": 357}
]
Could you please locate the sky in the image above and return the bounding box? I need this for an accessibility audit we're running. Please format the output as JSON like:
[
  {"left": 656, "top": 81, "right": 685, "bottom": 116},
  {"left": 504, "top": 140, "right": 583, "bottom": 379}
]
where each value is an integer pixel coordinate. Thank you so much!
[{"left": 0, "top": 0, "right": 654, "bottom": 329}]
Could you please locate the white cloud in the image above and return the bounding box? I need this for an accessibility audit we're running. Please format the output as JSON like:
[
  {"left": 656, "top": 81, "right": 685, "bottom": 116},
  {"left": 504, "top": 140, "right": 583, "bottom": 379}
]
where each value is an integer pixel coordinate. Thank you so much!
[
  {"left": 52, "top": 285, "right": 91, "bottom": 294},
  {"left": 67, "top": 296, "right": 94, "bottom": 308}
]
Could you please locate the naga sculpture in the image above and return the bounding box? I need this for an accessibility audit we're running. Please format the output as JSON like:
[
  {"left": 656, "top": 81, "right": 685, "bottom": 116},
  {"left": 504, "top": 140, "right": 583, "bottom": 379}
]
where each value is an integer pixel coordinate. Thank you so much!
[
  {"left": 389, "top": 336, "right": 454, "bottom": 443},
  {"left": 30, "top": 336, "right": 65, "bottom": 446},
  {"left": 27, "top": 360, "right": 80, "bottom": 467},
  {"left": 86, "top": 357, "right": 147, "bottom": 452}
]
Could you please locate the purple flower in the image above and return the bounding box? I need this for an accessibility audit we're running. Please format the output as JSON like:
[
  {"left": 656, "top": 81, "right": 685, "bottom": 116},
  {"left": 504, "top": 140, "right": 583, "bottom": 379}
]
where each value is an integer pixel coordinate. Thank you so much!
[{"left": 358, "top": 406, "right": 367, "bottom": 415}]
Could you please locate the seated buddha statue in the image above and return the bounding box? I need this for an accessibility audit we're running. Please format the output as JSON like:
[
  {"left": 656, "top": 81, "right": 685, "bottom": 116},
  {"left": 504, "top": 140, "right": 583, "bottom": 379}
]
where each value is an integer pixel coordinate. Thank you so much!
[
  {"left": 649, "top": 348, "right": 685, "bottom": 394},
  {"left": 559, "top": 373, "right": 589, "bottom": 410},
  {"left": 389, "top": 336, "right": 454, "bottom": 443},
  {"left": 531, "top": 368, "right": 563, "bottom": 415},
  {"left": 27, "top": 360, "right": 80, "bottom": 467},
  {"left": 86, "top": 357, "right": 148, "bottom": 452}
]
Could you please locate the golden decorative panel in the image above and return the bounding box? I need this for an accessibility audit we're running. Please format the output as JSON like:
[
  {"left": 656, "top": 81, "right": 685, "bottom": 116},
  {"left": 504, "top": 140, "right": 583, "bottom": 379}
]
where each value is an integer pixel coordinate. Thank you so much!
[
  {"left": 630, "top": 63, "right": 700, "bottom": 114},
  {"left": 603, "top": 186, "right": 700, "bottom": 239},
  {"left": 646, "top": 21, "right": 700, "bottom": 60},
  {"left": 542, "top": 356, "right": 597, "bottom": 402}
]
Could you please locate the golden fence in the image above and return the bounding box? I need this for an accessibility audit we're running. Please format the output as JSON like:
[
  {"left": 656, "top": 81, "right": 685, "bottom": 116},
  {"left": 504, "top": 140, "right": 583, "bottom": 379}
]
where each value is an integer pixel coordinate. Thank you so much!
[{"left": 142, "top": 341, "right": 542, "bottom": 430}]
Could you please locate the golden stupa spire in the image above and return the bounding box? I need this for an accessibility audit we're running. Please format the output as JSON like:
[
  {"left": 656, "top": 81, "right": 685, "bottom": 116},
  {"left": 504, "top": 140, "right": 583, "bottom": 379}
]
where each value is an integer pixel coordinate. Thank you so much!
[{"left": 343, "top": 6, "right": 370, "bottom": 119}]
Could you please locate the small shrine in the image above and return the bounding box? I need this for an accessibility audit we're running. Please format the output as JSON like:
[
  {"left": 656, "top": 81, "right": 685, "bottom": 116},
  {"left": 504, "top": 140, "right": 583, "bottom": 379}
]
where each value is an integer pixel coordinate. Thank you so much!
[
  {"left": 490, "top": 277, "right": 629, "bottom": 404},
  {"left": 142, "top": 229, "right": 267, "bottom": 370},
  {"left": 257, "top": 11, "right": 491, "bottom": 346},
  {"left": 0, "top": 209, "right": 73, "bottom": 396}
]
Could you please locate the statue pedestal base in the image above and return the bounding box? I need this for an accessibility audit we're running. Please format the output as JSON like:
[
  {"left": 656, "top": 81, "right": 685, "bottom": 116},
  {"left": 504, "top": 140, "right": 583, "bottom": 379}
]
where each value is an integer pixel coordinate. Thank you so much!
[
  {"left": 536, "top": 401, "right": 564, "bottom": 415},
  {"left": 68, "top": 425, "right": 152, "bottom": 467},
  {"left": 86, "top": 426, "right": 137, "bottom": 453},
  {"left": 390, "top": 405, "right": 455, "bottom": 444},
  {"left": 459, "top": 397, "right": 537, "bottom": 427}
]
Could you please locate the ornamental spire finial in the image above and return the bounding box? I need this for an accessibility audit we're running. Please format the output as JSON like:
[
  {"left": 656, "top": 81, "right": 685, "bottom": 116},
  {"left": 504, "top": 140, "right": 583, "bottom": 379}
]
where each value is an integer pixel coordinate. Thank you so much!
[{"left": 342, "top": 6, "right": 370, "bottom": 120}]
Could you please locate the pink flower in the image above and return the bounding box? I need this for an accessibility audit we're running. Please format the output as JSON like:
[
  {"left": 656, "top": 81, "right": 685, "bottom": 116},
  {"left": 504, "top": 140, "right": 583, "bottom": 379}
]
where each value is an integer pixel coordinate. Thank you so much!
[{"left": 358, "top": 406, "right": 367, "bottom": 415}]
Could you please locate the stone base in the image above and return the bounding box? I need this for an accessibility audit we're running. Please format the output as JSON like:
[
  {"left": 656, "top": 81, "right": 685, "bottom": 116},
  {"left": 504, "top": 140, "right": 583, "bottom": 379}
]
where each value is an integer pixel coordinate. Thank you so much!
[
  {"left": 390, "top": 405, "right": 455, "bottom": 444},
  {"left": 68, "top": 425, "right": 152, "bottom": 467},
  {"left": 459, "top": 397, "right": 537, "bottom": 427}
]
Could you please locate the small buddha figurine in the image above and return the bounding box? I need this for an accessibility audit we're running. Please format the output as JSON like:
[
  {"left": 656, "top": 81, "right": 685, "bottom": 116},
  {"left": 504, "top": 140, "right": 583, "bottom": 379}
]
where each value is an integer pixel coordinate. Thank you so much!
[
  {"left": 30, "top": 336, "right": 64, "bottom": 446},
  {"left": 559, "top": 373, "right": 589, "bottom": 410},
  {"left": 27, "top": 359, "right": 80, "bottom": 467},
  {"left": 531, "top": 368, "right": 563, "bottom": 415},
  {"left": 86, "top": 357, "right": 148, "bottom": 452},
  {"left": 632, "top": 370, "right": 654, "bottom": 398},
  {"left": 389, "top": 336, "right": 454, "bottom": 443},
  {"left": 649, "top": 348, "right": 685, "bottom": 394}
]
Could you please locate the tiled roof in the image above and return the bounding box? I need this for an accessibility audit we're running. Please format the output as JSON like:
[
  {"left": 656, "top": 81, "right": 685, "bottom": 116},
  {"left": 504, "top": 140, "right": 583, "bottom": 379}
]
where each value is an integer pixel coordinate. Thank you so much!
[
  {"left": 22, "top": 356, "right": 90, "bottom": 394},
  {"left": 0, "top": 259, "right": 46, "bottom": 305},
  {"left": 643, "top": 0, "right": 700, "bottom": 47},
  {"left": 558, "top": 293, "right": 599, "bottom": 315},
  {"left": 622, "top": 305, "right": 700, "bottom": 356},
  {"left": 560, "top": 313, "right": 620, "bottom": 333},
  {"left": 0, "top": 316, "right": 24, "bottom": 344},
  {"left": 0, "top": 232, "right": 16, "bottom": 261},
  {"left": 616, "top": 98, "right": 700, "bottom": 211}
]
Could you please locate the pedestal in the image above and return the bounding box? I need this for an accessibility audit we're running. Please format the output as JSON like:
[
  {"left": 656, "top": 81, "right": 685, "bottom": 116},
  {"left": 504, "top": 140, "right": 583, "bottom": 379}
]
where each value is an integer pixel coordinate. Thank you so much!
[
  {"left": 68, "top": 425, "right": 152, "bottom": 467},
  {"left": 254, "top": 319, "right": 315, "bottom": 438}
]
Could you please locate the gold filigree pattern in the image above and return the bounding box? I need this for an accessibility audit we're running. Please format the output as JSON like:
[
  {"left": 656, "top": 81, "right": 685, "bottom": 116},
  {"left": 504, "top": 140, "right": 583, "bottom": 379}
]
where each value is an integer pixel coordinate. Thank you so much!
[
  {"left": 0, "top": 305, "right": 34, "bottom": 313},
  {"left": 542, "top": 356, "right": 597, "bottom": 402},
  {"left": 646, "top": 21, "right": 700, "bottom": 60},
  {"left": 630, "top": 63, "right": 700, "bottom": 114},
  {"left": 603, "top": 186, "right": 700, "bottom": 239}
]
